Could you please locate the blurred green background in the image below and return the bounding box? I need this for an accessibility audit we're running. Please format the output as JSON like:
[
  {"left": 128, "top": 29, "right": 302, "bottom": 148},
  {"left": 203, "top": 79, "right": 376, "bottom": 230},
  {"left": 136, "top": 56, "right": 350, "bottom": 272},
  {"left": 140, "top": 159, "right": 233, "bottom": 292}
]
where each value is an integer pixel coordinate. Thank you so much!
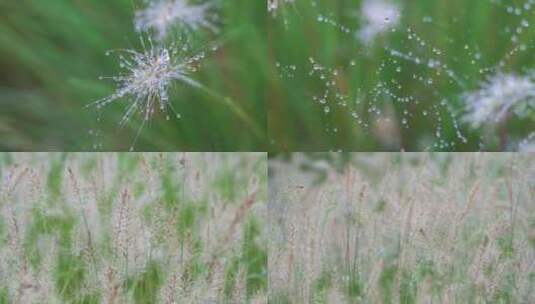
[
  {"left": 268, "top": 0, "right": 535, "bottom": 151},
  {"left": 0, "top": 0, "right": 266, "bottom": 151}
]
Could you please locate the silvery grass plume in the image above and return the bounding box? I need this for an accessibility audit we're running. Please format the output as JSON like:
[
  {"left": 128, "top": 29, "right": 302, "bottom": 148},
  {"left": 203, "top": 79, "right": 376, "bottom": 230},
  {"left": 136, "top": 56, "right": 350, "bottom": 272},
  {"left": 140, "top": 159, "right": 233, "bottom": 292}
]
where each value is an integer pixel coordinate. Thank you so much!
[
  {"left": 358, "top": 0, "right": 401, "bottom": 44},
  {"left": 267, "top": 0, "right": 277, "bottom": 14},
  {"left": 89, "top": 38, "right": 207, "bottom": 148},
  {"left": 268, "top": 0, "right": 294, "bottom": 16},
  {"left": 462, "top": 72, "right": 535, "bottom": 128},
  {"left": 135, "top": 0, "right": 217, "bottom": 41},
  {"left": 518, "top": 132, "right": 535, "bottom": 152}
]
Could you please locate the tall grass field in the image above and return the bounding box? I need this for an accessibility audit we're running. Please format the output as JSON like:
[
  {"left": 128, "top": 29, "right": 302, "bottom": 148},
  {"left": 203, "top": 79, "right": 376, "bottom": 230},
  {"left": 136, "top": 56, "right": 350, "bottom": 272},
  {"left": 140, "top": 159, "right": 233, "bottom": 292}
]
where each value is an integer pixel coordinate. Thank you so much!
[
  {"left": 269, "top": 153, "right": 534, "bottom": 303},
  {"left": 0, "top": 153, "right": 267, "bottom": 303}
]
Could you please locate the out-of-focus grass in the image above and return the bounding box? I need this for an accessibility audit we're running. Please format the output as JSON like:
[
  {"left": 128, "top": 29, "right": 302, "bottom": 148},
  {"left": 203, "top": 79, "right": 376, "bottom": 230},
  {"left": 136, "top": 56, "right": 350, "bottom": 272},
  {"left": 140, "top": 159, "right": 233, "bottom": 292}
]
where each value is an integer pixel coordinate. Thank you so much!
[
  {"left": 0, "top": 0, "right": 266, "bottom": 151},
  {"left": 268, "top": 0, "right": 535, "bottom": 151},
  {"left": 268, "top": 153, "right": 535, "bottom": 303},
  {"left": 0, "top": 153, "right": 267, "bottom": 303}
]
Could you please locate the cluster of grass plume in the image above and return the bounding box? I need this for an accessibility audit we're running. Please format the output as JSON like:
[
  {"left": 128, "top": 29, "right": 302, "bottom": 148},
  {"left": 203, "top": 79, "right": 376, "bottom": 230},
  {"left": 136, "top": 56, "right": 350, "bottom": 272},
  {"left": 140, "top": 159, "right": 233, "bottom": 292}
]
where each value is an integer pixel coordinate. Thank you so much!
[
  {"left": 0, "top": 152, "right": 267, "bottom": 303},
  {"left": 269, "top": 153, "right": 534, "bottom": 303}
]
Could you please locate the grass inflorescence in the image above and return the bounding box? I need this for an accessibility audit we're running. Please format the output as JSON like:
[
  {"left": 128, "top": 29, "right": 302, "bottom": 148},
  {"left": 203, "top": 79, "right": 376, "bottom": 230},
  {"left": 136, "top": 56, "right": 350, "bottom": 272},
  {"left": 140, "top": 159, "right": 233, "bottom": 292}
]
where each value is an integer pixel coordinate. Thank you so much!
[
  {"left": 0, "top": 152, "right": 267, "bottom": 303},
  {"left": 269, "top": 153, "right": 535, "bottom": 303}
]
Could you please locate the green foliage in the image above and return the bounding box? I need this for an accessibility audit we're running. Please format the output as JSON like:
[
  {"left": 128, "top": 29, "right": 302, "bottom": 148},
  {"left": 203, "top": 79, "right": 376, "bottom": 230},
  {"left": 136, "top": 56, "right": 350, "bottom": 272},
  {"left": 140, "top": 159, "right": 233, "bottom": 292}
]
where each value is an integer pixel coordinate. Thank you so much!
[
  {"left": 399, "top": 270, "right": 417, "bottom": 304},
  {"left": 497, "top": 232, "right": 515, "bottom": 260},
  {"left": 379, "top": 264, "right": 398, "bottom": 304},
  {"left": 345, "top": 271, "right": 363, "bottom": 299},
  {"left": 492, "top": 271, "right": 516, "bottom": 304},
  {"left": 161, "top": 167, "right": 180, "bottom": 208},
  {"left": 46, "top": 153, "right": 68, "bottom": 202},
  {"left": 117, "top": 153, "right": 141, "bottom": 179},
  {"left": 374, "top": 198, "right": 387, "bottom": 213},
  {"left": 314, "top": 270, "right": 333, "bottom": 293},
  {"left": 242, "top": 217, "right": 268, "bottom": 297},
  {"left": 0, "top": 289, "right": 8, "bottom": 304},
  {"left": 56, "top": 252, "right": 86, "bottom": 301},
  {"left": 25, "top": 207, "right": 76, "bottom": 267},
  {"left": 131, "top": 262, "right": 164, "bottom": 304},
  {"left": 214, "top": 167, "right": 239, "bottom": 202},
  {"left": 177, "top": 200, "right": 208, "bottom": 241},
  {"left": 416, "top": 258, "right": 435, "bottom": 279}
]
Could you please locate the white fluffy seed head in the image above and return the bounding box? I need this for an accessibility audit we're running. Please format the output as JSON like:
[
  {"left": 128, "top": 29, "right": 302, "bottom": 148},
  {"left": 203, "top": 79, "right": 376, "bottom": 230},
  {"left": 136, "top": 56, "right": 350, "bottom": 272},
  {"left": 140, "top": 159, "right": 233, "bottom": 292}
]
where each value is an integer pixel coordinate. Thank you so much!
[
  {"left": 358, "top": 0, "right": 401, "bottom": 44},
  {"left": 518, "top": 132, "right": 535, "bottom": 152},
  {"left": 268, "top": 0, "right": 294, "bottom": 14},
  {"left": 135, "top": 0, "right": 216, "bottom": 40},
  {"left": 267, "top": 0, "right": 278, "bottom": 13},
  {"left": 91, "top": 38, "right": 206, "bottom": 125},
  {"left": 519, "top": 140, "right": 535, "bottom": 152},
  {"left": 462, "top": 73, "right": 535, "bottom": 127}
]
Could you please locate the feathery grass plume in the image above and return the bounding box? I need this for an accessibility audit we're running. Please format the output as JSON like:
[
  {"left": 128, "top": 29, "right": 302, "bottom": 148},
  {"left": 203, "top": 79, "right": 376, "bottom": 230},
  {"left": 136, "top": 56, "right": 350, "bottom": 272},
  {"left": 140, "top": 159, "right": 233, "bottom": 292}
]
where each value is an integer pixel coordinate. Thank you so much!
[
  {"left": 518, "top": 132, "right": 535, "bottom": 152},
  {"left": 269, "top": 153, "right": 535, "bottom": 303},
  {"left": 268, "top": 0, "right": 294, "bottom": 16},
  {"left": 462, "top": 72, "right": 535, "bottom": 128},
  {"left": 90, "top": 37, "right": 207, "bottom": 147},
  {"left": 267, "top": 0, "right": 277, "bottom": 14},
  {"left": 358, "top": 0, "right": 401, "bottom": 44},
  {"left": 135, "top": 0, "right": 217, "bottom": 40},
  {"left": 0, "top": 153, "right": 267, "bottom": 303}
]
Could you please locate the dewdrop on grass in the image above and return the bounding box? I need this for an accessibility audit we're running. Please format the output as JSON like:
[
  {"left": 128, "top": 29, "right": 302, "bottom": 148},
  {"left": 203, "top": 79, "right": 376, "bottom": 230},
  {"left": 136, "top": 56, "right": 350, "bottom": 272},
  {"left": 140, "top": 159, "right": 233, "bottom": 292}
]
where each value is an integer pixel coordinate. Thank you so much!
[{"left": 135, "top": 0, "right": 217, "bottom": 40}]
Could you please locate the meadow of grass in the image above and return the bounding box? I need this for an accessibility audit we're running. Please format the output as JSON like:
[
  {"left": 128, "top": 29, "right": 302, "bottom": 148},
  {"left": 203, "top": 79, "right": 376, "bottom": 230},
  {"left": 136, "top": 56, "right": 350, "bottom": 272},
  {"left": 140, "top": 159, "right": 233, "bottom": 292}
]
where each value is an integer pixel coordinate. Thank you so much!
[
  {"left": 0, "top": 0, "right": 266, "bottom": 151},
  {"left": 0, "top": 153, "right": 267, "bottom": 303},
  {"left": 269, "top": 0, "right": 535, "bottom": 151},
  {"left": 269, "top": 153, "right": 535, "bottom": 303}
]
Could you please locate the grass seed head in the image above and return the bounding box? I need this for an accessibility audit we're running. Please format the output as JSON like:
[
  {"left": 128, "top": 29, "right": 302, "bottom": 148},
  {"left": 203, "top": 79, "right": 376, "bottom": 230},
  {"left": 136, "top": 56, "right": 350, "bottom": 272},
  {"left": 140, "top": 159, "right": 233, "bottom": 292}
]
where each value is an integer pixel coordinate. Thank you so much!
[
  {"left": 268, "top": 0, "right": 296, "bottom": 16},
  {"left": 92, "top": 38, "right": 206, "bottom": 126},
  {"left": 358, "top": 0, "right": 401, "bottom": 44},
  {"left": 135, "top": 0, "right": 217, "bottom": 40},
  {"left": 462, "top": 72, "right": 535, "bottom": 127}
]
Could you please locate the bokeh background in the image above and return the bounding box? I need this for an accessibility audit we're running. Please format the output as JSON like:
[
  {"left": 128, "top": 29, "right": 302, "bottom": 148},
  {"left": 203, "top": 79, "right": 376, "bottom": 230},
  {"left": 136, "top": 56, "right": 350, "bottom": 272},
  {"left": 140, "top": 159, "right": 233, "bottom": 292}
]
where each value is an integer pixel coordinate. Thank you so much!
[
  {"left": 269, "top": 0, "right": 535, "bottom": 151},
  {"left": 0, "top": 0, "right": 266, "bottom": 151}
]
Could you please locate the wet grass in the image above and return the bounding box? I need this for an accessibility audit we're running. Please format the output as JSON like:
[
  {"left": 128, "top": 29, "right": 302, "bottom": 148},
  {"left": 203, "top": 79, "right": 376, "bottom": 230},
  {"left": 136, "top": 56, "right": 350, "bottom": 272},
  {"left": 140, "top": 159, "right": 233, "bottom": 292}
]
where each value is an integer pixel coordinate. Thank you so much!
[{"left": 268, "top": 0, "right": 535, "bottom": 151}]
